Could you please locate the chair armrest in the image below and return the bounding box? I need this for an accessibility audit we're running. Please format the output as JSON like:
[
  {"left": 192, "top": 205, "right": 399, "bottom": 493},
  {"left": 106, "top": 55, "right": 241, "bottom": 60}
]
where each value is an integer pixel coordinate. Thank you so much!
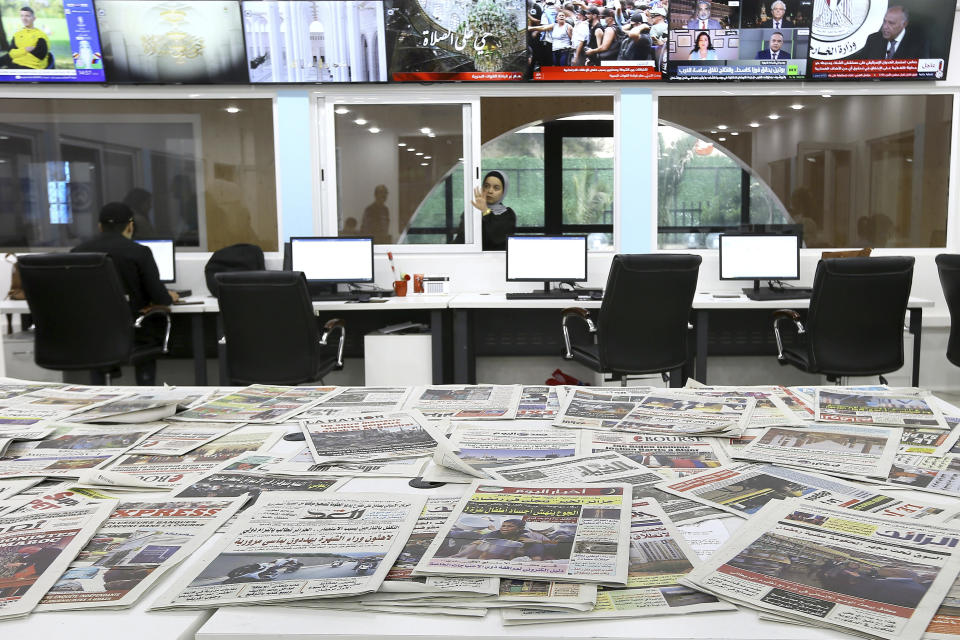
[
  {"left": 320, "top": 318, "right": 346, "bottom": 368},
  {"left": 134, "top": 307, "right": 172, "bottom": 354},
  {"left": 561, "top": 307, "right": 596, "bottom": 359},
  {"left": 772, "top": 309, "right": 805, "bottom": 361}
]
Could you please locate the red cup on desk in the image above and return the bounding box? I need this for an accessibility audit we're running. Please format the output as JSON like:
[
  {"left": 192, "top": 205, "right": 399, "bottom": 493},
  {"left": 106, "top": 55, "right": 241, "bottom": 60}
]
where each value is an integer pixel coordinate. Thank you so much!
[
  {"left": 413, "top": 274, "right": 424, "bottom": 294},
  {"left": 393, "top": 280, "right": 408, "bottom": 297}
]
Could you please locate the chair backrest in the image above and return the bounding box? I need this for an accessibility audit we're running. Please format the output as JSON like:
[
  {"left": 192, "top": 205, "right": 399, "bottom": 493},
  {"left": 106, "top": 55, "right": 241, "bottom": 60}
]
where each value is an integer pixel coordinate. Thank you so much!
[
  {"left": 596, "top": 253, "right": 701, "bottom": 374},
  {"left": 17, "top": 252, "right": 134, "bottom": 371},
  {"left": 205, "top": 244, "right": 265, "bottom": 297},
  {"left": 806, "top": 256, "right": 914, "bottom": 376},
  {"left": 215, "top": 270, "right": 321, "bottom": 385},
  {"left": 936, "top": 254, "right": 960, "bottom": 367}
]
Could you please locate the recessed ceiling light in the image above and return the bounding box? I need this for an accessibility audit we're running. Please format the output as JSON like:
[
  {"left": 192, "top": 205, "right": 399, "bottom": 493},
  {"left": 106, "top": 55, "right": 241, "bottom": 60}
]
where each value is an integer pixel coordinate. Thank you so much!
[
  {"left": 427, "top": 133, "right": 436, "bottom": 138},
  {"left": 398, "top": 143, "right": 406, "bottom": 147},
  {"left": 821, "top": 93, "right": 832, "bottom": 98},
  {"left": 749, "top": 122, "right": 760, "bottom": 128},
  {"left": 419, "top": 127, "right": 432, "bottom": 134},
  {"left": 791, "top": 103, "right": 803, "bottom": 110},
  {"left": 420, "top": 162, "right": 429, "bottom": 166},
  {"left": 225, "top": 106, "right": 240, "bottom": 114},
  {"left": 717, "top": 124, "right": 728, "bottom": 130},
  {"left": 406, "top": 147, "right": 415, "bottom": 152},
  {"left": 424, "top": 156, "right": 432, "bottom": 159},
  {"left": 354, "top": 118, "right": 367, "bottom": 125},
  {"left": 807, "top": 157, "right": 816, "bottom": 162},
  {"left": 710, "top": 129, "right": 718, "bottom": 134},
  {"left": 368, "top": 127, "right": 381, "bottom": 133},
  {"left": 768, "top": 113, "right": 780, "bottom": 120},
  {"left": 906, "top": 157, "right": 913, "bottom": 163},
  {"left": 718, "top": 137, "right": 727, "bottom": 142},
  {"left": 415, "top": 152, "right": 424, "bottom": 156},
  {"left": 188, "top": 93, "right": 200, "bottom": 98},
  {"left": 335, "top": 107, "right": 350, "bottom": 114}
]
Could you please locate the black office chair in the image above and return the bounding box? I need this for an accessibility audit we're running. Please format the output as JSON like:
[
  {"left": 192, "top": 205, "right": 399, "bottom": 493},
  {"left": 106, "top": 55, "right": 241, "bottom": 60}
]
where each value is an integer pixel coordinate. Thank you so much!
[
  {"left": 215, "top": 270, "right": 345, "bottom": 385},
  {"left": 17, "top": 252, "right": 171, "bottom": 385},
  {"left": 773, "top": 256, "right": 914, "bottom": 384},
  {"left": 561, "top": 253, "right": 702, "bottom": 387},
  {"left": 936, "top": 254, "right": 960, "bottom": 367}
]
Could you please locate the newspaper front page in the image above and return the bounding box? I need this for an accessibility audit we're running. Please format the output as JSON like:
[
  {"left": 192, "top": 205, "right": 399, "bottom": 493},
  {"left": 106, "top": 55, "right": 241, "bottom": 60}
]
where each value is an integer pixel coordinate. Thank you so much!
[
  {"left": 0, "top": 387, "right": 132, "bottom": 425},
  {"left": 64, "top": 390, "right": 206, "bottom": 424},
  {"left": 151, "top": 492, "right": 425, "bottom": 608},
  {"left": 171, "top": 466, "right": 346, "bottom": 501},
  {"left": 0, "top": 501, "right": 115, "bottom": 619},
  {"left": 414, "top": 481, "right": 631, "bottom": 584},
  {"left": 298, "top": 387, "right": 412, "bottom": 417},
  {"left": 613, "top": 392, "right": 756, "bottom": 436},
  {"left": 886, "top": 454, "right": 960, "bottom": 496},
  {"left": 553, "top": 387, "right": 652, "bottom": 430},
  {"left": 403, "top": 385, "right": 523, "bottom": 420},
  {"left": 501, "top": 498, "right": 734, "bottom": 624},
  {"left": 515, "top": 386, "right": 562, "bottom": 420},
  {"left": 681, "top": 500, "right": 960, "bottom": 640},
  {"left": 261, "top": 447, "right": 428, "bottom": 478},
  {"left": 601, "top": 469, "right": 727, "bottom": 525},
  {"left": 300, "top": 411, "right": 438, "bottom": 464},
  {"left": 691, "top": 385, "right": 809, "bottom": 426},
  {"left": 900, "top": 427, "right": 960, "bottom": 457},
  {"left": 658, "top": 462, "right": 950, "bottom": 521},
  {"left": 125, "top": 422, "right": 244, "bottom": 456},
  {"left": 734, "top": 423, "right": 902, "bottom": 479},
  {"left": 927, "top": 577, "right": 960, "bottom": 640},
  {"left": 487, "top": 452, "right": 644, "bottom": 484},
  {"left": 36, "top": 496, "right": 248, "bottom": 610},
  {"left": 581, "top": 432, "right": 731, "bottom": 478},
  {"left": 172, "top": 385, "right": 335, "bottom": 423},
  {"left": 815, "top": 390, "right": 949, "bottom": 429}
]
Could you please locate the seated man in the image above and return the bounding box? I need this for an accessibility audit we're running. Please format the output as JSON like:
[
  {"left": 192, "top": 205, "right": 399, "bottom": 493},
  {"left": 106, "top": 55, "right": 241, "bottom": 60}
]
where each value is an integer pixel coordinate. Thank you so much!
[
  {"left": 0, "top": 6, "right": 49, "bottom": 70},
  {"left": 72, "top": 202, "right": 179, "bottom": 385}
]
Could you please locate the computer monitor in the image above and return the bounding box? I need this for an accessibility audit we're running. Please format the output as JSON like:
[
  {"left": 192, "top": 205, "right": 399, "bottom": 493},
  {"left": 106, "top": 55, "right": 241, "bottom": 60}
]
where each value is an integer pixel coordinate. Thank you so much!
[
  {"left": 506, "top": 235, "right": 588, "bottom": 294},
  {"left": 719, "top": 231, "right": 801, "bottom": 297},
  {"left": 136, "top": 238, "right": 176, "bottom": 283},
  {"left": 290, "top": 236, "right": 374, "bottom": 283}
]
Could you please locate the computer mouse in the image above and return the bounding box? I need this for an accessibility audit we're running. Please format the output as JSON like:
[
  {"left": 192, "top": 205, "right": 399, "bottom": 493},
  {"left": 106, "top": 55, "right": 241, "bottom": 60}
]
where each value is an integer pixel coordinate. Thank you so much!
[
  {"left": 355, "top": 293, "right": 372, "bottom": 302},
  {"left": 590, "top": 291, "right": 603, "bottom": 300}
]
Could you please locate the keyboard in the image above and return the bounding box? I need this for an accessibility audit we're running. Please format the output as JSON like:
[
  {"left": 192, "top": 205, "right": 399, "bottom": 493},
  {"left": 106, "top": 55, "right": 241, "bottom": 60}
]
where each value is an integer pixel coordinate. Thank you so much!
[
  {"left": 311, "top": 290, "right": 394, "bottom": 302},
  {"left": 506, "top": 291, "right": 581, "bottom": 300},
  {"left": 743, "top": 287, "right": 813, "bottom": 301}
]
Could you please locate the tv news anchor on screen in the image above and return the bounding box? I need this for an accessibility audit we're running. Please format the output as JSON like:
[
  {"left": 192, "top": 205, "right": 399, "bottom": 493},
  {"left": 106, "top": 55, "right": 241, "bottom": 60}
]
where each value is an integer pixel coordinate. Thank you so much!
[
  {"left": 855, "top": 5, "right": 929, "bottom": 59},
  {"left": 759, "top": 0, "right": 793, "bottom": 28}
]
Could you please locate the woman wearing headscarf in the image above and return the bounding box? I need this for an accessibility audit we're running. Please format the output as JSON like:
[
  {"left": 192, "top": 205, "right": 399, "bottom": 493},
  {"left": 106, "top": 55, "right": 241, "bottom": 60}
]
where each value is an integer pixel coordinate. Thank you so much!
[{"left": 454, "top": 170, "right": 517, "bottom": 251}]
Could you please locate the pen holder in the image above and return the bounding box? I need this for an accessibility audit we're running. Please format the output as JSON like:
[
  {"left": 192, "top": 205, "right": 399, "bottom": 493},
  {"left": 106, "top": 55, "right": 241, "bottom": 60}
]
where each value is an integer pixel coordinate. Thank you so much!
[
  {"left": 413, "top": 274, "right": 424, "bottom": 294},
  {"left": 393, "top": 280, "right": 408, "bottom": 297}
]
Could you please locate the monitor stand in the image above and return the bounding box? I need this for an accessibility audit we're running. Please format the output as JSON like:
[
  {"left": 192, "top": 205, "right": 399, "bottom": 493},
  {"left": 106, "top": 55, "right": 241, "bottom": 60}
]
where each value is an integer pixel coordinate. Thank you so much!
[{"left": 505, "top": 281, "right": 578, "bottom": 300}]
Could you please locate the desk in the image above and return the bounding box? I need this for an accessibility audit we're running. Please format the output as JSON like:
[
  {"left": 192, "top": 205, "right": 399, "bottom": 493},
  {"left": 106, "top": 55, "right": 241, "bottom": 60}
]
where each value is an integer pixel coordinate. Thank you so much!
[{"left": 691, "top": 293, "right": 934, "bottom": 387}]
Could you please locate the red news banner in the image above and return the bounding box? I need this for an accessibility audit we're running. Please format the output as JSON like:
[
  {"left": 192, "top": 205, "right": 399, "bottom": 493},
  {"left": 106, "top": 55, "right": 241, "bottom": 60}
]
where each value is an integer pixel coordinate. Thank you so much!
[
  {"left": 813, "top": 59, "right": 920, "bottom": 78},
  {"left": 534, "top": 65, "right": 661, "bottom": 80}
]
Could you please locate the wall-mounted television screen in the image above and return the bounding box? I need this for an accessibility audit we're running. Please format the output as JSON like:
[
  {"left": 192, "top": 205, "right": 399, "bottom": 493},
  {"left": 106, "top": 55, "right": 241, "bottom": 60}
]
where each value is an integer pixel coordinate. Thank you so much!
[
  {"left": 0, "top": 0, "right": 106, "bottom": 82},
  {"left": 242, "top": 1, "right": 387, "bottom": 83},
  {"left": 95, "top": 0, "right": 247, "bottom": 83},
  {"left": 809, "top": 0, "right": 953, "bottom": 79},
  {"left": 385, "top": 0, "right": 526, "bottom": 81},
  {"left": 667, "top": 0, "right": 812, "bottom": 80},
  {"left": 528, "top": 1, "right": 665, "bottom": 81}
]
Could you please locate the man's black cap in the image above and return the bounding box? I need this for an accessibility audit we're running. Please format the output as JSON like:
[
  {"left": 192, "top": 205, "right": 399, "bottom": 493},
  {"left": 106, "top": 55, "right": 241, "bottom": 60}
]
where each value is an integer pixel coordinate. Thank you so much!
[{"left": 99, "top": 202, "right": 134, "bottom": 225}]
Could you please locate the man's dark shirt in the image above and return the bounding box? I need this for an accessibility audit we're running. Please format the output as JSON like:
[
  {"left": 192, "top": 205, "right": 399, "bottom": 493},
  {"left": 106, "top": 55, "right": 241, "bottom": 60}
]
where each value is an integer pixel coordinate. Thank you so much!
[{"left": 72, "top": 231, "right": 172, "bottom": 314}]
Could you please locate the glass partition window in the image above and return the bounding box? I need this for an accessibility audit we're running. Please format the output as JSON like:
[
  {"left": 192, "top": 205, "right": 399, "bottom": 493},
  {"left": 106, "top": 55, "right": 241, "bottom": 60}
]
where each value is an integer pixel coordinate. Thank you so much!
[
  {"left": 657, "top": 94, "right": 951, "bottom": 249},
  {"left": 0, "top": 98, "right": 277, "bottom": 251}
]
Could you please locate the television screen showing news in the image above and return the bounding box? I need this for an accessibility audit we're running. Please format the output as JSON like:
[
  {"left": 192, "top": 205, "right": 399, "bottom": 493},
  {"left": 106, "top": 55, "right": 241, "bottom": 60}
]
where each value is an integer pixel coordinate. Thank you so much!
[
  {"left": 0, "top": 0, "right": 106, "bottom": 83},
  {"left": 527, "top": 0, "right": 665, "bottom": 81},
  {"left": 385, "top": 0, "right": 527, "bottom": 81},
  {"left": 666, "top": 0, "right": 813, "bottom": 80},
  {"left": 808, "top": 0, "right": 953, "bottom": 79}
]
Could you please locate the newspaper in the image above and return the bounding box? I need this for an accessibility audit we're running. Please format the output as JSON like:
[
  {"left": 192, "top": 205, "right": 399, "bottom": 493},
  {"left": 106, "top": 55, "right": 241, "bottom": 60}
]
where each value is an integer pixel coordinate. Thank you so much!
[
  {"left": 36, "top": 496, "right": 248, "bottom": 610},
  {"left": 0, "top": 501, "right": 115, "bottom": 619},
  {"left": 815, "top": 389, "right": 949, "bottom": 429},
  {"left": 601, "top": 469, "right": 726, "bottom": 525},
  {"left": 501, "top": 498, "right": 734, "bottom": 624},
  {"left": 414, "top": 481, "right": 631, "bottom": 584},
  {"left": 296, "top": 387, "right": 412, "bottom": 418},
  {"left": 403, "top": 385, "right": 523, "bottom": 420},
  {"left": 658, "top": 462, "right": 950, "bottom": 522},
  {"left": 927, "top": 577, "right": 960, "bottom": 640},
  {"left": 170, "top": 466, "right": 346, "bottom": 501},
  {"left": 0, "top": 387, "right": 133, "bottom": 428},
  {"left": 680, "top": 500, "right": 960, "bottom": 640},
  {"left": 430, "top": 422, "right": 583, "bottom": 481},
  {"left": 172, "top": 385, "right": 336, "bottom": 423},
  {"left": 678, "top": 519, "right": 732, "bottom": 561},
  {"left": 150, "top": 492, "right": 425, "bottom": 608},
  {"left": 689, "top": 385, "right": 808, "bottom": 426},
  {"left": 259, "top": 447, "right": 428, "bottom": 478},
  {"left": 124, "top": 421, "right": 244, "bottom": 457},
  {"left": 581, "top": 432, "right": 731, "bottom": 478},
  {"left": 885, "top": 454, "right": 960, "bottom": 496},
  {"left": 300, "top": 411, "right": 438, "bottom": 464},
  {"left": 734, "top": 423, "right": 902, "bottom": 479},
  {"left": 65, "top": 390, "right": 209, "bottom": 424},
  {"left": 487, "top": 452, "right": 644, "bottom": 484},
  {"left": 515, "top": 386, "right": 562, "bottom": 420},
  {"left": 105, "top": 425, "right": 283, "bottom": 488},
  {"left": 0, "top": 423, "right": 165, "bottom": 479},
  {"left": 553, "top": 387, "right": 653, "bottom": 430},
  {"left": 612, "top": 392, "right": 756, "bottom": 436},
  {"left": 0, "top": 478, "right": 41, "bottom": 502}
]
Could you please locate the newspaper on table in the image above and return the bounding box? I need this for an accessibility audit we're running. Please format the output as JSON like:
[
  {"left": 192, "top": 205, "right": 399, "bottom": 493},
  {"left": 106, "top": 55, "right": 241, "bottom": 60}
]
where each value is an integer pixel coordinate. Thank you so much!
[
  {"left": 414, "top": 481, "right": 631, "bottom": 584},
  {"left": 259, "top": 447, "right": 428, "bottom": 478},
  {"left": 64, "top": 390, "right": 210, "bottom": 424},
  {"left": 733, "top": 423, "right": 902, "bottom": 479},
  {"left": 486, "top": 451, "right": 643, "bottom": 484},
  {"left": 124, "top": 422, "right": 245, "bottom": 456},
  {"left": 296, "top": 387, "right": 412, "bottom": 418},
  {"left": 403, "top": 385, "right": 523, "bottom": 420},
  {"left": 0, "top": 380, "right": 63, "bottom": 401},
  {"left": 172, "top": 385, "right": 336, "bottom": 423},
  {"left": 429, "top": 421, "right": 583, "bottom": 482},
  {"left": 170, "top": 465, "right": 346, "bottom": 501},
  {"left": 0, "top": 423, "right": 165, "bottom": 480},
  {"left": 884, "top": 454, "right": 960, "bottom": 496},
  {"left": 927, "top": 577, "right": 960, "bottom": 640},
  {"left": 0, "top": 500, "right": 115, "bottom": 620},
  {"left": 718, "top": 428, "right": 766, "bottom": 458},
  {"left": 581, "top": 431, "right": 731, "bottom": 478},
  {"left": 657, "top": 462, "right": 951, "bottom": 522},
  {"left": 501, "top": 498, "right": 734, "bottom": 624},
  {"left": 150, "top": 492, "right": 426, "bottom": 608},
  {"left": 553, "top": 387, "right": 653, "bottom": 430},
  {"left": 0, "top": 477, "right": 41, "bottom": 502},
  {"left": 36, "top": 496, "right": 248, "bottom": 610},
  {"left": 815, "top": 389, "right": 949, "bottom": 429},
  {"left": 612, "top": 391, "right": 756, "bottom": 437},
  {"left": 515, "top": 386, "right": 562, "bottom": 420},
  {"left": 601, "top": 468, "right": 727, "bottom": 525},
  {"left": 300, "top": 411, "right": 438, "bottom": 464},
  {"left": 0, "top": 387, "right": 134, "bottom": 428},
  {"left": 677, "top": 518, "right": 732, "bottom": 561},
  {"left": 680, "top": 500, "right": 960, "bottom": 640},
  {"left": 0, "top": 426, "right": 55, "bottom": 457},
  {"left": 687, "top": 384, "right": 808, "bottom": 426},
  {"left": 900, "top": 427, "right": 960, "bottom": 456},
  {"left": 104, "top": 425, "right": 284, "bottom": 488}
]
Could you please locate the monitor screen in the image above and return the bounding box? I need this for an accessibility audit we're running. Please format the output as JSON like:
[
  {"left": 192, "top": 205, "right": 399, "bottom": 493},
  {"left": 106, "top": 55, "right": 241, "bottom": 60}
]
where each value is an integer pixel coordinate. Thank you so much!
[
  {"left": 385, "top": 0, "right": 526, "bottom": 81},
  {"left": 506, "top": 235, "right": 588, "bottom": 282},
  {"left": 95, "top": 1, "right": 247, "bottom": 83},
  {"left": 0, "top": 0, "right": 106, "bottom": 83},
  {"left": 290, "top": 236, "right": 374, "bottom": 283},
  {"left": 719, "top": 233, "right": 800, "bottom": 280},
  {"left": 667, "top": 0, "right": 812, "bottom": 81},
  {"left": 809, "top": 0, "right": 953, "bottom": 80},
  {"left": 241, "top": 1, "right": 387, "bottom": 83},
  {"left": 136, "top": 238, "right": 176, "bottom": 283}
]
